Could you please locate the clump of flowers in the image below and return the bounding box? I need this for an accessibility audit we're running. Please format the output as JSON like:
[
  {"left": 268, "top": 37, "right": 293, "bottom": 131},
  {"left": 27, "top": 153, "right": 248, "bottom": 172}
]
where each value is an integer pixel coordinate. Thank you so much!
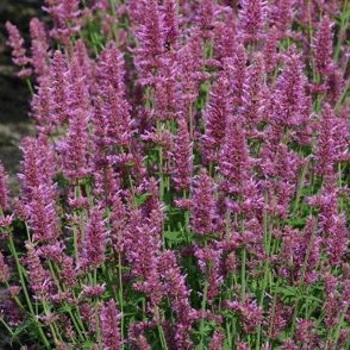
[{"left": 1, "top": 0, "right": 350, "bottom": 349}]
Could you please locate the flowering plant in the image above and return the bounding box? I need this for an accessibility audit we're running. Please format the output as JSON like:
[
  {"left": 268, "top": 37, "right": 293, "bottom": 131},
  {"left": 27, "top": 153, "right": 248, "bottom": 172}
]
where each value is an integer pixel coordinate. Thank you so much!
[{"left": 1, "top": 0, "right": 350, "bottom": 349}]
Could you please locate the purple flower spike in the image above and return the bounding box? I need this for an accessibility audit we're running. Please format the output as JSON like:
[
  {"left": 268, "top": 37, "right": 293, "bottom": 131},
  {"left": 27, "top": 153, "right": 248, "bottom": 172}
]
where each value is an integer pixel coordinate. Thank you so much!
[
  {"left": 190, "top": 169, "right": 217, "bottom": 235},
  {"left": 5, "top": 22, "right": 32, "bottom": 78},
  {"left": 29, "top": 18, "right": 50, "bottom": 78},
  {"left": 239, "top": 0, "right": 266, "bottom": 44},
  {"left": 100, "top": 300, "right": 122, "bottom": 350},
  {"left": 314, "top": 15, "right": 334, "bottom": 75},
  {"left": 172, "top": 117, "right": 193, "bottom": 192},
  {"left": 81, "top": 205, "right": 108, "bottom": 270}
]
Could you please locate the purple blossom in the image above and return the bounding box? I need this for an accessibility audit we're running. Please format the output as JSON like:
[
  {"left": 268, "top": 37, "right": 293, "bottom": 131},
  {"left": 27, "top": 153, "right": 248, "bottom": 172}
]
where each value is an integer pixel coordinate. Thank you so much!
[
  {"left": 213, "top": 9, "right": 236, "bottom": 60},
  {"left": 49, "top": 50, "right": 70, "bottom": 125},
  {"left": 133, "top": 0, "right": 165, "bottom": 85},
  {"left": 29, "top": 18, "right": 50, "bottom": 78},
  {"left": 57, "top": 108, "right": 91, "bottom": 182},
  {"left": 268, "top": 0, "right": 294, "bottom": 38},
  {"left": 314, "top": 104, "right": 349, "bottom": 180},
  {"left": 238, "top": 0, "right": 266, "bottom": 44},
  {"left": 190, "top": 169, "right": 217, "bottom": 235},
  {"left": 219, "top": 117, "right": 251, "bottom": 195},
  {"left": 194, "top": 244, "right": 223, "bottom": 303},
  {"left": 25, "top": 242, "right": 52, "bottom": 298},
  {"left": 96, "top": 41, "right": 132, "bottom": 148},
  {"left": 209, "top": 330, "right": 225, "bottom": 350},
  {"left": 172, "top": 116, "right": 193, "bottom": 192},
  {"left": 158, "top": 250, "right": 197, "bottom": 349},
  {"left": 81, "top": 205, "right": 108, "bottom": 270},
  {"left": 0, "top": 250, "right": 10, "bottom": 283},
  {"left": 314, "top": 15, "right": 334, "bottom": 75},
  {"left": 270, "top": 46, "right": 310, "bottom": 130},
  {"left": 162, "top": 0, "right": 179, "bottom": 49},
  {"left": 5, "top": 21, "right": 32, "bottom": 78},
  {"left": 100, "top": 300, "right": 122, "bottom": 350},
  {"left": 201, "top": 73, "right": 230, "bottom": 164},
  {"left": 226, "top": 298, "right": 264, "bottom": 334},
  {"left": 43, "top": 0, "right": 82, "bottom": 46},
  {"left": 18, "top": 136, "right": 59, "bottom": 242}
]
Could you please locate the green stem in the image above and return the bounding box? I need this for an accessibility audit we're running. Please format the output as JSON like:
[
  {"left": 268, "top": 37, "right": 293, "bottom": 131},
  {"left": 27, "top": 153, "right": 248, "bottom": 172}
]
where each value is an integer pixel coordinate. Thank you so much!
[
  {"left": 8, "top": 235, "right": 51, "bottom": 349},
  {"left": 199, "top": 279, "right": 209, "bottom": 349},
  {"left": 117, "top": 253, "right": 125, "bottom": 348}
]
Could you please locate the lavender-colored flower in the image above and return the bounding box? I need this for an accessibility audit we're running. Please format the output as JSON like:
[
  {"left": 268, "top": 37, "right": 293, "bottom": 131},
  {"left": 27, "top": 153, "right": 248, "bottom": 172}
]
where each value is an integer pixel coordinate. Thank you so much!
[
  {"left": 158, "top": 250, "right": 196, "bottom": 349},
  {"left": 260, "top": 144, "right": 301, "bottom": 218},
  {"left": 154, "top": 57, "right": 178, "bottom": 121},
  {"left": 96, "top": 41, "right": 132, "bottom": 148},
  {"left": 133, "top": 0, "right": 165, "bottom": 85},
  {"left": 263, "top": 26, "right": 279, "bottom": 73},
  {"left": 177, "top": 32, "right": 207, "bottom": 110},
  {"left": 60, "top": 254, "right": 77, "bottom": 288},
  {"left": 201, "top": 73, "right": 230, "bottom": 164},
  {"left": 236, "top": 341, "right": 249, "bottom": 350},
  {"left": 25, "top": 242, "right": 52, "bottom": 298},
  {"left": 268, "top": 0, "right": 294, "bottom": 38},
  {"left": 81, "top": 205, "right": 108, "bottom": 270},
  {"left": 238, "top": 0, "right": 266, "bottom": 44},
  {"left": 240, "top": 52, "right": 266, "bottom": 134},
  {"left": 55, "top": 47, "right": 93, "bottom": 181},
  {"left": 265, "top": 300, "right": 292, "bottom": 339},
  {"left": 296, "top": 318, "right": 317, "bottom": 346},
  {"left": 43, "top": 0, "right": 82, "bottom": 46},
  {"left": 172, "top": 116, "right": 193, "bottom": 192},
  {"left": 25, "top": 185, "right": 60, "bottom": 243},
  {"left": 196, "top": 0, "right": 219, "bottom": 41},
  {"left": 213, "top": 9, "right": 236, "bottom": 60},
  {"left": 314, "top": 15, "right": 334, "bottom": 75},
  {"left": 81, "top": 284, "right": 106, "bottom": 298},
  {"left": 30, "top": 76, "right": 55, "bottom": 134},
  {"left": 195, "top": 244, "right": 223, "bottom": 303},
  {"left": 57, "top": 108, "right": 91, "bottom": 182},
  {"left": 209, "top": 330, "right": 225, "bottom": 350},
  {"left": 314, "top": 104, "right": 349, "bottom": 180},
  {"left": 219, "top": 117, "right": 251, "bottom": 195},
  {"left": 18, "top": 137, "right": 59, "bottom": 242},
  {"left": 223, "top": 44, "right": 247, "bottom": 108},
  {"left": 162, "top": 0, "right": 179, "bottom": 49},
  {"left": 190, "top": 169, "right": 217, "bottom": 235},
  {"left": 50, "top": 50, "right": 70, "bottom": 125},
  {"left": 100, "top": 300, "right": 122, "bottom": 350},
  {"left": 68, "top": 47, "right": 91, "bottom": 116},
  {"left": 270, "top": 46, "right": 310, "bottom": 129},
  {"left": 29, "top": 18, "right": 50, "bottom": 78},
  {"left": 124, "top": 208, "right": 162, "bottom": 304},
  {"left": 280, "top": 339, "right": 298, "bottom": 350},
  {"left": 128, "top": 322, "right": 151, "bottom": 350},
  {"left": 278, "top": 218, "right": 320, "bottom": 284},
  {"left": 325, "top": 67, "right": 344, "bottom": 105},
  {"left": 0, "top": 250, "right": 10, "bottom": 283},
  {"left": 227, "top": 299, "right": 264, "bottom": 334},
  {"left": 5, "top": 21, "right": 32, "bottom": 78}
]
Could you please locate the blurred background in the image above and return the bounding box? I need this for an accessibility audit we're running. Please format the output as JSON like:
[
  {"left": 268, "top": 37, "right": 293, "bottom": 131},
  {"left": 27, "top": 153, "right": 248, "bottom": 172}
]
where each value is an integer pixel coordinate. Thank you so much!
[{"left": 0, "top": 0, "right": 42, "bottom": 195}]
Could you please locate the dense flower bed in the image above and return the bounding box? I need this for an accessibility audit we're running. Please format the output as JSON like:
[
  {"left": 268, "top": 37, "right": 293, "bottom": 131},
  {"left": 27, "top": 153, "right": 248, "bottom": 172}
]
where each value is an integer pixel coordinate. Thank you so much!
[{"left": 1, "top": 0, "right": 350, "bottom": 348}]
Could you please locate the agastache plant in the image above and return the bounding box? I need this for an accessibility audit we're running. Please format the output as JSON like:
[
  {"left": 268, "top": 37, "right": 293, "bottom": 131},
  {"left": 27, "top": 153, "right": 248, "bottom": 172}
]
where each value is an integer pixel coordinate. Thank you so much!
[{"left": 1, "top": 0, "right": 350, "bottom": 349}]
